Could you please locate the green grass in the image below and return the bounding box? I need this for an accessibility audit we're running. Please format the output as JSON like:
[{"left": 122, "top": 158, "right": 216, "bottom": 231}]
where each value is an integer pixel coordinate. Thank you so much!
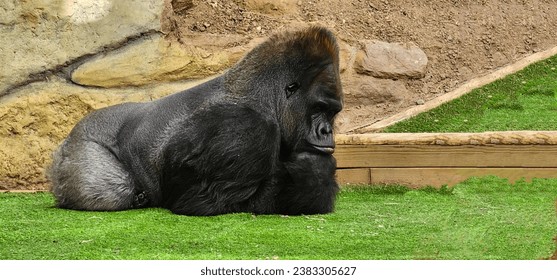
[
  {"left": 1, "top": 176, "right": 556, "bottom": 260},
  {"left": 385, "top": 55, "right": 557, "bottom": 132}
]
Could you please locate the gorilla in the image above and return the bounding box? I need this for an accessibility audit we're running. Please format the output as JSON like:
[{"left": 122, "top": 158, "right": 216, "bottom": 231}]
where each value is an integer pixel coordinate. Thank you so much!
[{"left": 48, "top": 26, "right": 343, "bottom": 216}]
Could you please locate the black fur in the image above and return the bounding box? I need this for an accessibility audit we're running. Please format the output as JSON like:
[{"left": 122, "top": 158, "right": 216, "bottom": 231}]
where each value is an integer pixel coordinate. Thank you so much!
[{"left": 48, "top": 26, "right": 343, "bottom": 216}]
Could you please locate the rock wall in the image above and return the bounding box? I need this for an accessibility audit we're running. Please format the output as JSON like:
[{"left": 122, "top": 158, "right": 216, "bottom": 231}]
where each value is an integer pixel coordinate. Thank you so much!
[
  {"left": 1, "top": 0, "right": 221, "bottom": 190},
  {"left": 1, "top": 0, "right": 557, "bottom": 190}
]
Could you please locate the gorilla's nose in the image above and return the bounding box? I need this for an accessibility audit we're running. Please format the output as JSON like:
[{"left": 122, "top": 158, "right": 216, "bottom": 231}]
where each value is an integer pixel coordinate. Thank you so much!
[
  {"left": 318, "top": 122, "right": 333, "bottom": 137},
  {"left": 309, "top": 121, "right": 335, "bottom": 154}
]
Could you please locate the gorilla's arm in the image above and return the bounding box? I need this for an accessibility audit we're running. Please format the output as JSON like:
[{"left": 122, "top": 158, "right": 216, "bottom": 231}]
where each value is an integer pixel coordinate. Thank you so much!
[
  {"left": 275, "top": 153, "right": 339, "bottom": 215},
  {"left": 158, "top": 104, "right": 281, "bottom": 216}
]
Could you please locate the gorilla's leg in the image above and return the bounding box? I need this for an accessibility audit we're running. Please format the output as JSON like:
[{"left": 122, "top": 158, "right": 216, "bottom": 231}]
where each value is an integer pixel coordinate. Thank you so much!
[{"left": 49, "top": 139, "right": 138, "bottom": 211}]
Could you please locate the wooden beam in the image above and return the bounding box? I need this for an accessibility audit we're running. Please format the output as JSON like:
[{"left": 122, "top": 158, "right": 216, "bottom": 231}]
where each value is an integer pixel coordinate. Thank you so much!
[
  {"left": 335, "top": 144, "right": 557, "bottom": 168},
  {"left": 336, "top": 131, "right": 557, "bottom": 145},
  {"left": 336, "top": 168, "right": 371, "bottom": 185},
  {"left": 368, "top": 167, "right": 557, "bottom": 188}
]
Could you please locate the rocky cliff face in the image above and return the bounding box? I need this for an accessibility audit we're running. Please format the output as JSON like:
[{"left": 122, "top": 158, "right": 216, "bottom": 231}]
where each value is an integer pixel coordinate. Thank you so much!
[{"left": 1, "top": 0, "right": 557, "bottom": 190}]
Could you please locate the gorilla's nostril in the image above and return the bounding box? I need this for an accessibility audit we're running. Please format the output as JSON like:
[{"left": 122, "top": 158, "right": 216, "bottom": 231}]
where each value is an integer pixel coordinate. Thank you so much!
[{"left": 318, "top": 123, "right": 333, "bottom": 135}]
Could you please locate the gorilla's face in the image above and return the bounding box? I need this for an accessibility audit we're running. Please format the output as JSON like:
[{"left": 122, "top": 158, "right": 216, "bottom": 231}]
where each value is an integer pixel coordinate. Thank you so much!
[{"left": 282, "top": 62, "right": 343, "bottom": 156}]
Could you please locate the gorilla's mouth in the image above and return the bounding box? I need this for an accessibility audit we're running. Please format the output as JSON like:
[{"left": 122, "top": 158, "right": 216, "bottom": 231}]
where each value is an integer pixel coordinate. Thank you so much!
[{"left": 311, "top": 145, "right": 335, "bottom": 154}]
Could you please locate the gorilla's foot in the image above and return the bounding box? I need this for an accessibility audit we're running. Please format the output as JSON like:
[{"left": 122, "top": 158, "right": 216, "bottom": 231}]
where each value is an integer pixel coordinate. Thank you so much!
[{"left": 133, "top": 191, "right": 149, "bottom": 208}]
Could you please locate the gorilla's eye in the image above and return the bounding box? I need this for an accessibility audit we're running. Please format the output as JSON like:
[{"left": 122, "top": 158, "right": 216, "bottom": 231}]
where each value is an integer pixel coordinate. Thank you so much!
[{"left": 285, "top": 82, "right": 300, "bottom": 98}]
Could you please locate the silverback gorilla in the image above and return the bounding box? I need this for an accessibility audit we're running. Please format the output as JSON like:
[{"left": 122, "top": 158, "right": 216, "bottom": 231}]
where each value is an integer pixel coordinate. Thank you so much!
[{"left": 48, "top": 26, "right": 343, "bottom": 216}]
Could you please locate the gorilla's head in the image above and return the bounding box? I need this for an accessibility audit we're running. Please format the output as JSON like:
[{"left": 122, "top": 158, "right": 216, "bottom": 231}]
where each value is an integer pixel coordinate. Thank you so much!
[{"left": 225, "top": 26, "right": 343, "bottom": 158}]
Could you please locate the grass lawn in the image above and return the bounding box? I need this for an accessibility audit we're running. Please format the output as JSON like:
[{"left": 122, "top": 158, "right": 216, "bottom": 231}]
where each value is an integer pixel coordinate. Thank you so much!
[
  {"left": 1, "top": 176, "right": 556, "bottom": 260},
  {"left": 384, "top": 55, "right": 557, "bottom": 132}
]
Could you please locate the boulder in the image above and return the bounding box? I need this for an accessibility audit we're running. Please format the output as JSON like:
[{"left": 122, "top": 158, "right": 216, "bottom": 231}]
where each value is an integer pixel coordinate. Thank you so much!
[
  {"left": 71, "top": 34, "right": 250, "bottom": 88},
  {"left": 355, "top": 40, "right": 428, "bottom": 79}
]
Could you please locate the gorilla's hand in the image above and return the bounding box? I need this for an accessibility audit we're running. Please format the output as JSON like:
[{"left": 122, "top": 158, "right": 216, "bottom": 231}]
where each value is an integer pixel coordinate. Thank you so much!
[
  {"left": 285, "top": 152, "right": 337, "bottom": 181},
  {"left": 276, "top": 152, "right": 339, "bottom": 215}
]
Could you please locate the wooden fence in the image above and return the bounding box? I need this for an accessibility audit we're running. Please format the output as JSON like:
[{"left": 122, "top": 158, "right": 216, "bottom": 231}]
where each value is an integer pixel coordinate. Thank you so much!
[{"left": 334, "top": 131, "right": 557, "bottom": 188}]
